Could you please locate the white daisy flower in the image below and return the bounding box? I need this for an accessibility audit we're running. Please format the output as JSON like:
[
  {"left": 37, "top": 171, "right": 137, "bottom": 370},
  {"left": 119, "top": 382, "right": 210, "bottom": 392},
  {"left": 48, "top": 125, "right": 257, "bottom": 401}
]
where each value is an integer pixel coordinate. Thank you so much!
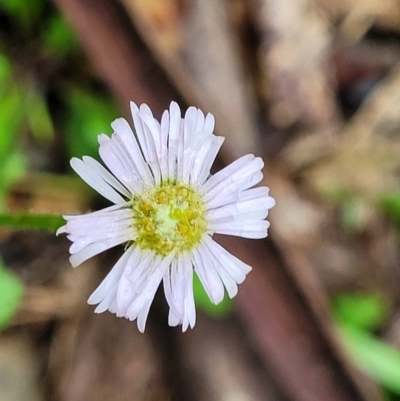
[{"left": 57, "top": 101, "right": 275, "bottom": 332}]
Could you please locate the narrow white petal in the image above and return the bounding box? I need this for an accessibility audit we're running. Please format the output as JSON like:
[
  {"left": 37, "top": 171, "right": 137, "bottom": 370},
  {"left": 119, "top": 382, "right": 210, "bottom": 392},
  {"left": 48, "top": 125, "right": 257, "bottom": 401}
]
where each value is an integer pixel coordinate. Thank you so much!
[
  {"left": 69, "top": 242, "right": 110, "bottom": 268},
  {"left": 167, "top": 102, "right": 181, "bottom": 179},
  {"left": 139, "top": 104, "right": 161, "bottom": 184},
  {"left": 112, "top": 116, "right": 154, "bottom": 184},
  {"left": 205, "top": 171, "right": 264, "bottom": 210},
  {"left": 64, "top": 210, "right": 132, "bottom": 236},
  {"left": 181, "top": 107, "right": 197, "bottom": 181},
  {"left": 204, "top": 236, "right": 251, "bottom": 278},
  {"left": 196, "top": 136, "right": 225, "bottom": 185},
  {"left": 69, "top": 230, "right": 132, "bottom": 267},
  {"left": 207, "top": 195, "right": 274, "bottom": 221},
  {"left": 159, "top": 110, "right": 169, "bottom": 181},
  {"left": 214, "top": 210, "right": 269, "bottom": 223},
  {"left": 82, "top": 155, "right": 130, "bottom": 198},
  {"left": 163, "top": 253, "right": 196, "bottom": 330},
  {"left": 203, "top": 157, "right": 263, "bottom": 203},
  {"left": 193, "top": 244, "right": 224, "bottom": 304},
  {"left": 99, "top": 140, "right": 143, "bottom": 194},
  {"left": 130, "top": 102, "right": 150, "bottom": 164},
  {"left": 137, "top": 302, "right": 152, "bottom": 333},
  {"left": 203, "top": 113, "right": 215, "bottom": 136},
  {"left": 168, "top": 309, "right": 180, "bottom": 327},
  {"left": 181, "top": 253, "right": 196, "bottom": 331},
  {"left": 202, "top": 154, "right": 254, "bottom": 193},
  {"left": 94, "top": 283, "right": 118, "bottom": 313},
  {"left": 97, "top": 133, "right": 109, "bottom": 145},
  {"left": 70, "top": 158, "right": 125, "bottom": 204},
  {"left": 63, "top": 204, "right": 124, "bottom": 220},
  {"left": 56, "top": 225, "right": 67, "bottom": 235},
  {"left": 163, "top": 261, "right": 177, "bottom": 317},
  {"left": 209, "top": 220, "right": 270, "bottom": 239},
  {"left": 196, "top": 109, "right": 205, "bottom": 134},
  {"left": 87, "top": 246, "right": 135, "bottom": 305},
  {"left": 202, "top": 239, "right": 238, "bottom": 298},
  {"left": 125, "top": 251, "right": 175, "bottom": 330}
]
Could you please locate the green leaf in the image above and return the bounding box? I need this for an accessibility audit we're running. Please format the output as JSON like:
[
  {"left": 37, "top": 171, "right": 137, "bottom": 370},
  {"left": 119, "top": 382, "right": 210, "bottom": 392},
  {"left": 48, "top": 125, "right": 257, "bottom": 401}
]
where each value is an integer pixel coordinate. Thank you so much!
[
  {"left": 26, "top": 90, "right": 54, "bottom": 141},
  {"left": 193, "top": 272, "right": 233, "bottom": 318},
  {"left": 0, "top": 260, "right": 24, "bottom": 330},
  {"left": 64, "top": 87, "right": 118, "bottom": 159},
  {"left": 380, "top": 192, "right": 400, "bottom": 226},
  {"left": 0, "top": 150, "right": 27, "bottom": 209},
  {"left": 340, "top": 324, "right": 400, "bottom": 394},
  {"left": 0, "top": 0, "right": 46, "bottom": 27},
  {"left": 0, "top": 83, "right": 25, "bottom": 163},
  {"left": 332, "top": 293, "right": 388, "bottom": 331},
  {"left": 0, "top": 53, "right": 11, "bottom": 82},
  {"left": 41, "top": 15, "right": 79, "bottom": 54}
]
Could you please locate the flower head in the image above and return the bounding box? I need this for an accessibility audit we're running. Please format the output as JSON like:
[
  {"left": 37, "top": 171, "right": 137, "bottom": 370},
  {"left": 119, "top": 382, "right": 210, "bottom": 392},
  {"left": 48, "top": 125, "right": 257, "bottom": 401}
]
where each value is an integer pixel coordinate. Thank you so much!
[{"left": 57, "top": 102, "right": 275, "bottom": 332}]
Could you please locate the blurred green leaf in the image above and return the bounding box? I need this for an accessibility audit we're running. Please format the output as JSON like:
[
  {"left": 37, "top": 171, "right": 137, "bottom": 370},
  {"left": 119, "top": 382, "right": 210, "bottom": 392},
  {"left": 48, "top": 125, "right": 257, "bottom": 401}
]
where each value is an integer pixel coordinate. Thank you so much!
[
  {"left": 41, "top": 15, "right": 79, "bottom": 54},
  {"left": 332, "top": 293, "right": 388, "bottom": 331},
  {"left": 64, "top": 87, "right": 118, "bottom": 159},
  {"left": 341, "top": 197, "right": 369, "bottom": 233},
  {"left": 26, "top": 90, "right": 54, "bottom": 141},
  {"left": 0, "top": 53, "right": 11, "bottom": 83},
  {"left": 0, "top": 0, "right": 46, "bottom": 27},
  {"left": 340, "top": 324, "right": 400, "bottom": 395},
  {"left": 0, "top": 260, "right": 24, "bottom": 330},
  {"left": 0, "top": 83, "right": 25, "bottom": 163},
  {"left": 193, "top": 272, "right": 233, "bottom": 318},
  {"left": 0, "top": 150, "right": 27, "bottom": 208},
  {"left": 380, "top": 192, "right": 400, "bottom": 226}
]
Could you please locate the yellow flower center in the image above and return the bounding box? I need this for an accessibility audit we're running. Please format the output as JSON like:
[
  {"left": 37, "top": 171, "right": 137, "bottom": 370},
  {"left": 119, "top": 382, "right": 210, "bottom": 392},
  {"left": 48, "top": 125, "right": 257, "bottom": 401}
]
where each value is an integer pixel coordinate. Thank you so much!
[{"left": 131, "top": 182, "right": 207, "bottom": 256}]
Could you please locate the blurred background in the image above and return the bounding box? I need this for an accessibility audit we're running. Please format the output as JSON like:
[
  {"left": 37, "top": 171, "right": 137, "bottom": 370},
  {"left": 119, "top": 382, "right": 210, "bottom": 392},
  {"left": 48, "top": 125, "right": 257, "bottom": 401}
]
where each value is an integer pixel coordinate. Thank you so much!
[{"left": 1, "top": 0, "right": 400, "bottom": 400}]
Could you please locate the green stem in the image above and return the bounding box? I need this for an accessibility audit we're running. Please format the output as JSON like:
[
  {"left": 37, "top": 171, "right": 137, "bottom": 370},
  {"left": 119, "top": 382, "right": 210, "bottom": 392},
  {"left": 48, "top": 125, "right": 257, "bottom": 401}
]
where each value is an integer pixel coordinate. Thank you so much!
[{"left": 0, "top": 212, "right": 64, "bottom": 232}]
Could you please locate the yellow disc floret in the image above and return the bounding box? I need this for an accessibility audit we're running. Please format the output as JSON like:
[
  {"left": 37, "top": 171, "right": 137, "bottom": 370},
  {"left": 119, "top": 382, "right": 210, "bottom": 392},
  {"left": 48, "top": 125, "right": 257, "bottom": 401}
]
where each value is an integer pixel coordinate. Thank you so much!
[{"left": 131, "top": 182, "right": 207, "bottom": 256}]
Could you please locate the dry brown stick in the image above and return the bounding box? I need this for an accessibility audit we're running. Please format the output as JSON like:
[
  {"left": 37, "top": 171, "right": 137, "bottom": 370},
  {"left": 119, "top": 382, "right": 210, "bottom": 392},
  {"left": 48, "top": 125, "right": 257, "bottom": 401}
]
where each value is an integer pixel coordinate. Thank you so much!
[
  {"left": 217, "top": 235, "right": 368, "bottom": 401},
  {"left": 52, "top": 0, "right": 372, "bottom": 400},
  {"left": 53, "top": 0, "right": 180, "bottom": 118}
]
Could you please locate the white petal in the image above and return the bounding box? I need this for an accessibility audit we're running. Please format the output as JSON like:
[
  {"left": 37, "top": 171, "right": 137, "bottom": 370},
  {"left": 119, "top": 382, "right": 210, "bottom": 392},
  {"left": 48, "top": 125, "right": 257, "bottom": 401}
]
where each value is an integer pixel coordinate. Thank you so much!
[
  {"left": 163, "top": 253, "right": 196, "bottom": 330},
  {"left": 125, "top": 251, "right": 175, "bottom": 331},
  {"left": 201, "top": 239, "right": 237, "bottom": 298},
  {"left": 139, "top": 104, "right": 162, "bottom": 184},
  {"left": 181, "top": 107, "right": 197, "bottom": 181},
  {"left": 82, "top": 155, "right": 130, "bottom": 198},
  {"left": 196, "top": 136, "right": 225, "bottom": 185},
  {"left": 167, "top": 102, "right": 181, "bottom": 179},
  {"left": 181, "top": 253, "right": 196, "bottom": 331},
  {"left": 206, "top": 239, "right": 251, "bottom": 283},
  {"left": 70, "top": 157, "right": 125, "bottom": 204},
  {"left": 202, "top": 154, "right": 254, "bottom": 193},
  {"left": 69, "top": 230, "right": 132, "bottom": 267},
  {"left": 111, "top": 127, "right": 149, "bottom": 181},
  {"left": 193, "top": 243, "right": 224, "bottom": 304},
  {"left": 207, "top": 195, "right": 275, "bottom": 221},
  {"left": 94, "top": 284, "right": 118, "bottom": 313},
  {"left": 205, "top": 171, "right": 264, "bottom": 210},
  {"left": 130, "top": 102, "right": 150, "bottom": 165},
  {"left": 203, "top": 113, "right": 215, "bottom": 136},
  {"left": 111, "top": 117, "right": 153, "bottom": 184},
  {"left": 87, "top": 246, "right": 135, "bottom": 305},
  {"left": 56, "top": 225, "right": 67, "bottom": 235},
  {"left": 196, "top": 109, "right": 205, "bottom": 135},
  {"left": 159, "top": 110, "right": 170, "bottom": 181},
  {"left": 203, "top": 157, "right": 263, "bottom": 204},
  {"left": 168, "top": 309, "right": 180, "bottom": 327},
  {"left": 209, "top": 220, "right": 270, "bottom": 239},
  {"left": 99, "top": 139, "right": 143, "bottom": 194}
]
